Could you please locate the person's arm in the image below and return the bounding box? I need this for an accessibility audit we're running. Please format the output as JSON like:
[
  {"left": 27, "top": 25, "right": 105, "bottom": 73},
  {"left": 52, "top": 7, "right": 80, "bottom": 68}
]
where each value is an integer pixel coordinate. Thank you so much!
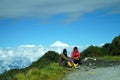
[
  {"left": 61, "top": 54, "right": 69, "bottom": 61},
  {"left": 77, "top": 52, "right": 80, "bottom": 59},
  {"left": 71, "top": 52, "right": 75, "bottom": 59}
]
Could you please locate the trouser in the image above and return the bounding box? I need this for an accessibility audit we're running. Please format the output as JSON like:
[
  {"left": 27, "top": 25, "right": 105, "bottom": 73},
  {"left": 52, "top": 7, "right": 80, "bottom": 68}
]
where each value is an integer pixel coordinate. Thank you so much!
[
  {"left": 73, "top": 59, "right": 82, "bottom": 65},
  {"left": 59, "top": 60, "right": 67, "bottom": 66}
]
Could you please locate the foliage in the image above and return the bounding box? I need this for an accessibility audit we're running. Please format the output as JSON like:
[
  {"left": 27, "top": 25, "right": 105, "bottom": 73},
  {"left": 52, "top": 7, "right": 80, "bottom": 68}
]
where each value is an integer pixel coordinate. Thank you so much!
[
  {"left": 29, "top": 51, "right": 60, "bottom": 69},
  {"left": 0, "top": 68, "right": 26, "bottom": 80},
  {"left": 13, "top": 63, "right": 65, "bottom": 80},
  {"left": 81, "top": 35, "right": 120, "bottom": 57},
  {"left": 81, "top": 45, "right": 101, "bottom": 58},
  {"left": 109, "top": 35, "right": 120, "bottom": 56}
]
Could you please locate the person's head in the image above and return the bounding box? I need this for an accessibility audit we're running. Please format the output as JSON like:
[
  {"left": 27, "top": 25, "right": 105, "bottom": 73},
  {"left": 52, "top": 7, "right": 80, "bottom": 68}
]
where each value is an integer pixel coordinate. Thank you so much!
[
  {"left": 63, "top": 49, "right": 67, "bottom": 53},
  {"left": 73, "top": 47, "right": 78, "bottom": 52},
  {"left": 63, "top": 49, "right": 67, "bottom": 56}
]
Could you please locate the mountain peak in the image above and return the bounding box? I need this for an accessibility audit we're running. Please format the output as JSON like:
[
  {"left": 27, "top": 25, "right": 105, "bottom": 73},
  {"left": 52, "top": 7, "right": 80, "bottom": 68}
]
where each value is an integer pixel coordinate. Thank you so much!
[{"left": 50, "top": 41, "right": 69, "bottom": 47}]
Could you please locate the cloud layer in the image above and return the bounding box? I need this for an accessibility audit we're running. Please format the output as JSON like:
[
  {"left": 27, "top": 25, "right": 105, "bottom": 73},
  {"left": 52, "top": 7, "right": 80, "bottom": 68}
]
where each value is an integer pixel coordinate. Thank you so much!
[
  {"left": 0, "top": 41, "right": 88, "bottom": 74},
  {"left": 0, "top": 0, "right": 120, "bottom": 22}
]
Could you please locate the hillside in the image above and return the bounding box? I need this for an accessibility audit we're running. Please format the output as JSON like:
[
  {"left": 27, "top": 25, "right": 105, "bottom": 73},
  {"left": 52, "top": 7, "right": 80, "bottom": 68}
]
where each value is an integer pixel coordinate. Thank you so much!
[
  {"left": 81, "top": 35, "right": 120, "bottom": 58},
  {"left": 0, "top": 51, "right": 66, "bottom": 80}
]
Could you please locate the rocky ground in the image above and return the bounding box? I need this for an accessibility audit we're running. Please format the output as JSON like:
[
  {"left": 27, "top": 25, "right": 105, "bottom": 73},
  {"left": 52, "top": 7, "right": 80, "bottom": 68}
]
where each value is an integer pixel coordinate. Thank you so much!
[{"left": 63, "top": 58, "right": 120, "bottom": 80}]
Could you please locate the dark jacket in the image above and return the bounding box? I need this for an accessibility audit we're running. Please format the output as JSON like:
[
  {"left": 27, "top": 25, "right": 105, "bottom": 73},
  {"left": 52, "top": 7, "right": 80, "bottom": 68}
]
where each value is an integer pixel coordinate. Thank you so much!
[{"left": 59, "top": 53, "right": 69, "bottom": 66}]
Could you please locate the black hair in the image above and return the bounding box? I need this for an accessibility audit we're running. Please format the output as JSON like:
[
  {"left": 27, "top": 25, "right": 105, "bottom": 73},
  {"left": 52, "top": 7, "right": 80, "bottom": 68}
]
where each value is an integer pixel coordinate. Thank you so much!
[
  {"left": 63, "top": 49, "right": 67, "bottom": 56},
  {"left": 63, "top": 49, "right": 67, "bottom": 53},
  {"left": 74, "top": 47, "right": 78, "bottom": 51}
]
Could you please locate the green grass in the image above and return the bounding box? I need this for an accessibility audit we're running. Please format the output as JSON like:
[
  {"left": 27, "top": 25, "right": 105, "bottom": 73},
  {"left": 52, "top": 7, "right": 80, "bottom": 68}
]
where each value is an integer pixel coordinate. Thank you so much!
[
  {"left": 102, "top": 56, "right": 120, "bottom": 61},
  {"left": 13, "top": 63, "right": 67, "bottom": 80}
]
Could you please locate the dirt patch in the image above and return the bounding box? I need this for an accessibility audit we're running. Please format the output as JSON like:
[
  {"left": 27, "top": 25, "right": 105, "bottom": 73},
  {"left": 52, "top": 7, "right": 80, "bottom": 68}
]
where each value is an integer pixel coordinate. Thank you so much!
[
  {"left": 81, "top": 58, "right": 120, "bottom": 67},
  {"left": 63, "top": 59, "right": 120, "bottom": 80},
  {"left": 63, "top": 66, "right": 120, "bottom": 80},
  {"left": 94, "top": 58, "right": 120, "bottom": 67}
]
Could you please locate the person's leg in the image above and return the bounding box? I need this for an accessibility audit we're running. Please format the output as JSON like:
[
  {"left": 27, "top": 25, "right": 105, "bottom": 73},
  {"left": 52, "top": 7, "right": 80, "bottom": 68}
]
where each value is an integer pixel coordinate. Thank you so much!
[
  {"left": 73, "top": 60, "right": 79, "bottom": 64},
  {"left": 67, "top": 61, "right": 74, "bottom": 67},
  {"left": 73, "top": 59, "right": 82, "bottom": 65},
  {"left": 59, "top": 60, "right": 67, "bottom": 66}
]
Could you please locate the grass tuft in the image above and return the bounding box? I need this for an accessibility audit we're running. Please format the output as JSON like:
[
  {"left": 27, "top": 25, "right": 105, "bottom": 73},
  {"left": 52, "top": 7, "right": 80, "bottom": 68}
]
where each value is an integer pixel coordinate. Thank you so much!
[{"left": 102, "top": 56, "right": 120, "bottom": 61}]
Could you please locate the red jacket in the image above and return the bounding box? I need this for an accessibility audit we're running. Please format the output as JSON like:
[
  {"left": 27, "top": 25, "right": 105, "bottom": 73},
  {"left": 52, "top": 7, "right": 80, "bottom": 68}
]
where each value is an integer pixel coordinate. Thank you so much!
[{"left": 71, "top": 51, "right": 81, "bottom": 59}]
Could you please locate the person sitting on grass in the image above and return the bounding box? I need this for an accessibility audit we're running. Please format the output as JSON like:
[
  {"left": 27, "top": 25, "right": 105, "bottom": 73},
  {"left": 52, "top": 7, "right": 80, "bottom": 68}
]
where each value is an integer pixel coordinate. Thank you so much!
[
  {"left": 59, "top": 49, "right": 70, "bottom": 66},
  {"left": 71, "top": 47, "right": 81, "bottom": 67}
]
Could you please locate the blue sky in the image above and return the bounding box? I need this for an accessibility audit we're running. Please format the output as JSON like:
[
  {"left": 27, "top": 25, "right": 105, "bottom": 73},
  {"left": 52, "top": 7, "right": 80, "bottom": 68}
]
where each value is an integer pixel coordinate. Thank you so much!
[{"left": 0, "top": 0, "right": 120, "bottom": 48}]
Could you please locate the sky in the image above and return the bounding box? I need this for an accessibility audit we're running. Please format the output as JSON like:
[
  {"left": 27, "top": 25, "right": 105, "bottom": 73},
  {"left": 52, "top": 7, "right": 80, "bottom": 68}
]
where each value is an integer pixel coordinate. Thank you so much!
[
  {"left": 0, "top": 0, "right": 120, "bottom": 48},
  {"left": 0, "top": 0, "right": 120, "bottom": 73}
]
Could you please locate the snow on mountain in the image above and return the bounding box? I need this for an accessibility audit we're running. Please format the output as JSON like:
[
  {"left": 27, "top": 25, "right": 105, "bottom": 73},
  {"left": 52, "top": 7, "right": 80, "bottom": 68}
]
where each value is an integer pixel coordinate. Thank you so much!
[{"left": 50, "top": 41, "right": 69, "bottom": 47}]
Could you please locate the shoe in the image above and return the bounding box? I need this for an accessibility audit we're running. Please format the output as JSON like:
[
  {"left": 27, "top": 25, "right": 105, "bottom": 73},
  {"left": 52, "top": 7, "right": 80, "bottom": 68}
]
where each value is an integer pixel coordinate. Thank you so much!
[
  {"left": 74, "top": 63, "right": 78, "bottom": 67},
  {"left": 67, "top": 62, "right": 72, "bottom": 67},
  {"left": 75, "top": 65, "right": 81, "bottom": 69}
]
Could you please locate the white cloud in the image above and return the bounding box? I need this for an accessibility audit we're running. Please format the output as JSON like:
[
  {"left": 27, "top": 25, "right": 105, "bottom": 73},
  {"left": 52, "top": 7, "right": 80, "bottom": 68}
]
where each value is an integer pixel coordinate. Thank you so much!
[
  {"left": 19, "top": 45, "right": 36, "bottom": 48},
  {"left": 50, "top": 41, "right": 69, "bottom": 47},
  {"left": 0, "top": 46, "right": 48, "bottom": 74},
  {"left": 0, "top": 0, "right": 119, "bottom": 22},
  {"left": 99, "top": 43, "right": 105, "bottom": 47}
]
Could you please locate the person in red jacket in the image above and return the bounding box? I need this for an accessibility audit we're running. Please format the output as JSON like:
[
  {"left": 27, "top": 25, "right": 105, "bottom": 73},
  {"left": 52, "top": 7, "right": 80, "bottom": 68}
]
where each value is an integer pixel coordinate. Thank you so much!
[{"left": 71, "top": 47, "right": 81, "bottom": 65}]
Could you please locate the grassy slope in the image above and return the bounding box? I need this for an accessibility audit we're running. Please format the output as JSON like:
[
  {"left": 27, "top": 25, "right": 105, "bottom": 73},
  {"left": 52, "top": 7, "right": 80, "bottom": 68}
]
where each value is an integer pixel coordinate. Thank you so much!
[{"left": 14, "top": 63, "right": 67, "bottom": 80}]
